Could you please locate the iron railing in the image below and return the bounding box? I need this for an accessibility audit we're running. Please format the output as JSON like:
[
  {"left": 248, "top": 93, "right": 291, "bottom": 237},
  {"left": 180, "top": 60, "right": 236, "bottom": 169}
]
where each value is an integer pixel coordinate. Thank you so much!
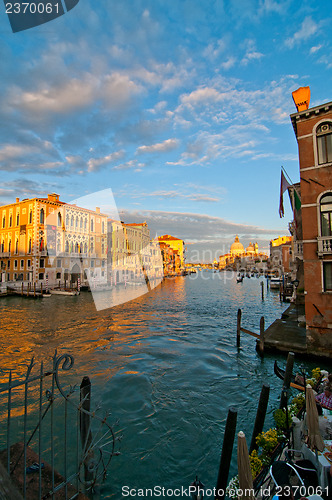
[{"left": 0, "top": 351, "right": 120, "bottom": 499}]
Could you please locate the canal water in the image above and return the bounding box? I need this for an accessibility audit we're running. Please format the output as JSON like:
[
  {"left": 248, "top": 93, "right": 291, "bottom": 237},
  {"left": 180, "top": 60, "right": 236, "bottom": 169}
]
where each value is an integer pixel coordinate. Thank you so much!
[{"left": 0, "top": 272, "right": 327, "bottom": 498}]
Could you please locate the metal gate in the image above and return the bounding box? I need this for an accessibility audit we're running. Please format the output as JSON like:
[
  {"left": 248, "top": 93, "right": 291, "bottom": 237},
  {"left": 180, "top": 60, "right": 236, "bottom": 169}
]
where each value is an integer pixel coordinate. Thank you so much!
[{"left": 0, "top": 351, "right": 120, "bottom": 499}]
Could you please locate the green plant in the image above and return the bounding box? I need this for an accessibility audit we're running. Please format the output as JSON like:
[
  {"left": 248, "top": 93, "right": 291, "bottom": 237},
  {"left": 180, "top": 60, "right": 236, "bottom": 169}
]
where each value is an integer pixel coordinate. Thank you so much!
[
  {"left": 226, "top": 475, "right": 239, "bottom": 499},
  {"left": 289, "top": 393, "right": 305, "bottom": 416},
  {"left": 312, "top": 367, "right": 321, "bottom": 381},
  {"left": 249, "top": 449, "right": 263, "bottom": 479},
  {"left": 273, "top": 408, "right": 292, "bottom": 430},
  {"left": 256, "top": 428, "right": 279, "bottom": 453}
]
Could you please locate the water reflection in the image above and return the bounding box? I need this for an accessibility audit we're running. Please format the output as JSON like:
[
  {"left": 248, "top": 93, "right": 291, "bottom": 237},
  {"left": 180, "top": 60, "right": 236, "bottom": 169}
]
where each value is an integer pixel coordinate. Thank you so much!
[{"left": 1, "top": 273, "right": 330, "bottom": 498}]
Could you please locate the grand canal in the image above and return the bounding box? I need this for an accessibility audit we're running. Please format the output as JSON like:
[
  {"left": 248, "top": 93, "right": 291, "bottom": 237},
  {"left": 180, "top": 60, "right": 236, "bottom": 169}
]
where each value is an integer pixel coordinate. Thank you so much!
[{"left": 0, "top": 272, "right": 327, "bottom": 498}]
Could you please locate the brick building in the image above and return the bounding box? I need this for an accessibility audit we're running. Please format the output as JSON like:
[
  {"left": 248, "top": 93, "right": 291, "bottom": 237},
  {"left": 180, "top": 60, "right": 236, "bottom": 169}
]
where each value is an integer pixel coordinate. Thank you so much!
[{"left": 290, "top": 95, "right": 332, "bottom": 356}]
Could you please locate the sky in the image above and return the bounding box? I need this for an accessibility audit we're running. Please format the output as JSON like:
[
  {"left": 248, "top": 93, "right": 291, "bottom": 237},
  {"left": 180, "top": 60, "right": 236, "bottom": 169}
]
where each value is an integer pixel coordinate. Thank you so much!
[{"left": 0, "top": 0, "right": 331, "bottom": 261}]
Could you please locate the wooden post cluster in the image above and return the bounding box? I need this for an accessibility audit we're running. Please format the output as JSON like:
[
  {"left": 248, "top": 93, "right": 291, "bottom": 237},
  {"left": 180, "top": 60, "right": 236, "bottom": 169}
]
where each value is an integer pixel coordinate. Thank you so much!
[
  {"left": 261, "top": 281, "right": 264, "bottom": 300},
  {"left": 236, "top": 309, "right": 265, "bottom": 355},
  {"left": 215, "top": 407, "right": 237, "bottom": 500}
]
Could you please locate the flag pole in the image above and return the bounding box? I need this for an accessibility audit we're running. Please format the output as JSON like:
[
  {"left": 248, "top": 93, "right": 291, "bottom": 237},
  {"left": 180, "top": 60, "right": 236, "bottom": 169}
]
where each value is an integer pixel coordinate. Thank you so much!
[
  {"left": 281, "top": 166, "right": 294, "bottom": 185},
  {"left": 281, "top": 166, "right": 301, "bottom": 201}
]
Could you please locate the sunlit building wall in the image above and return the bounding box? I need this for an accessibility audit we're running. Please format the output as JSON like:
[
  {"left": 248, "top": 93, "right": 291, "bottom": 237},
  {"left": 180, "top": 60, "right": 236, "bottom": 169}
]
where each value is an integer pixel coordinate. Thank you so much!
[{"left": 0, "top": 193, "right": 107, "bottom": 286}]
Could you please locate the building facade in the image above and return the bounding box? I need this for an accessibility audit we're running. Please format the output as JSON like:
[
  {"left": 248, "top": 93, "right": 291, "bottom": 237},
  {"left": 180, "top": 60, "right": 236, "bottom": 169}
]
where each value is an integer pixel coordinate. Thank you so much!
[
  {"left": 0, "top": 193, "right": 107, "bottom": 287},
  {"left": 290, "top": 97, "right": 332, "bottom": 355},
  {"left": 157, "top": 235, "right": 185, "bottom": 271},
  {"left": 107, "top": 220, "right": 159, "bottom": 282}
]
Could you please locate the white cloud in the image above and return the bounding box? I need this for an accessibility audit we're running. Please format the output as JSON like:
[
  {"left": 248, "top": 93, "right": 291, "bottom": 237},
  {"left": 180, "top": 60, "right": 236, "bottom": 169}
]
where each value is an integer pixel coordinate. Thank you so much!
[
  {"left": 285, "top": 16, "right": 319, "bottom": 48},
  {"left": 136, "top": 138, "right": 179, "bottom": 155},
  {"left": 241, "top": 39, "right": 264, "bottom": 65},
  {"left": 87, "top": 150, "right": 125, "bottom": 172},
  {"left": 8, "top": 72, "right": 142, "bottom": 118},
  {"left": 112, "top": 160, "right": 145, "bottom": 171},
  {"left": 0, "top": 144, "right": 38, "bottom": 161},
  {"left": 310, "top": 44, "right": 322, "bottom": 54},
  {"left": 180, "top": 87, "right": 224, "bottom": 107},
  {"left": 221, "top": 57, "right": 236, "bottom": 70}
]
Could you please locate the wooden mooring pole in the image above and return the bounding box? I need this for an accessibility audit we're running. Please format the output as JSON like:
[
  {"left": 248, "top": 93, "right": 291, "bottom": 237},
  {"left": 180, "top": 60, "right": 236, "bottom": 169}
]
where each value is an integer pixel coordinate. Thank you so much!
[
  {"left": 215, "top": 407, "right": 237, "bottom": 500},
  {"left": 279, "top": 352, "right": 294, "bottom": 409},
  {"left": 236, "top": 309, "right": 242, "bottom": 348},
  {"left": 80, "top": 376, "right": 93, "bottom": 487},
  {"left": 258, "top": 316, "right": 265, "bottom": 357},
  {"left": 249, "top": 384, "right": 270, "bottom": 454},
  {"left": 261, "top": 281, "right": 264, "bottom": 300}
]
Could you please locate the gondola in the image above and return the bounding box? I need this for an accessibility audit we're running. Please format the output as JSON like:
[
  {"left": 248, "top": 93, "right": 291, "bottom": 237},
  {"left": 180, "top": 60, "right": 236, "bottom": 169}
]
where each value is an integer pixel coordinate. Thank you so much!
[
  {"left": 274, "top": 360, "right": 323, "bottom": 391},
  {"left": 274, "top": 360, "right": 305, "bottom": 391}
]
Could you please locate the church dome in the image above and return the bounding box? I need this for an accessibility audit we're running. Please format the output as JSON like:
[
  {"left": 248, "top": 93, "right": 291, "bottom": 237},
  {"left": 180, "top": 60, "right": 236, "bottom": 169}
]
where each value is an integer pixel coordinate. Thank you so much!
[
  {"left": 230, "top": 235, "right": 245, "bottom": 256},
  {"left": 246, "top": 242, "right": 255, "bottom": 254}
]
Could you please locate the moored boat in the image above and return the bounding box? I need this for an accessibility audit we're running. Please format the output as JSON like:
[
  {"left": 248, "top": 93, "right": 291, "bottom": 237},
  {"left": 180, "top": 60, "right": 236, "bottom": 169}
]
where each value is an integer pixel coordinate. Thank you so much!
[
  {"left": 50, "top": 289, "right": 79, "bottom": 296},
  {"left": 270, "top": 277, "right": 281, "bottom": 289}
]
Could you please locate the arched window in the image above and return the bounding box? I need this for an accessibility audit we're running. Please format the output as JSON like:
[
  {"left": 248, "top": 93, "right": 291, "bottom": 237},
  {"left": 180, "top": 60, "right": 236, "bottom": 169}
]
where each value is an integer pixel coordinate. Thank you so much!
[
  {"left": 1, "top": 240, "right": 4, "bottom": 252},
  {"left": 8, "top": 240, "right": 11, "bottom": 254},
  {"left": 58, "top": 212, "right": 62, "bottom": 226},
  {"left": 28, "top": 238, "right": 32, "bottom": 253},
  {"left": 71, "top": 216, "right": 74, "bottom": 228},
  {"left": 29, "top": 211, "right": 32, "bottom": 224},
  {"left": 15, "top": 239, "right": 18, "bottom": 254},
  {"left": 91, "top": 219, "right": 94, "bottom": 232},
  {"left": 317, "top": 122, "right": 332, "bottom": 165},
  {"left": 66, "top": 214, "right": 69, "bottom": 227},
  {"left": 65, "top": 241, "right": 69, "bottom": 252},
  {"left": 80, "top": 218, "right": 83, "bottom": 229},
  {"left": 9, "top": 214, "right": 12, "bottom": 227},
  {"left": 40, "top": 208, "right": 45, "bottom": 224},
  {"left": 76, "top": 216, "right": 78, "bottom": 229},
  {"left": 75, "top": 242, "right": 79, "bottom": 253},
  {"left": 70, "top": 242, "right": 73, "bottom": 253},
  {"left": 2, "top": 215, "right": 5, "bottom": 228},
  {"left": 16, "top": 213, "right": 19, "bottom": 225},
  {"left": 320, "top": 193, "right": 332, "bottom": 236},
  {"left": 84, "top": 242, "right": 87, "bottom": 253}
]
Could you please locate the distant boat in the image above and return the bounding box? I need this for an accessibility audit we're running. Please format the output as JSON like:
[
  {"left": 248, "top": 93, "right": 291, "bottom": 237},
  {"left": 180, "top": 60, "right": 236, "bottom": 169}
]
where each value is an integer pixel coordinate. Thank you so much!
[
  {"left": 269, "top": 277, "right": 281, "bottom": 289},
  {"left": 237, "top": 274, "right": 243, "bottom": 283},
  {"left": 50, "top": 289, "right": 79, "bottom": 296}
]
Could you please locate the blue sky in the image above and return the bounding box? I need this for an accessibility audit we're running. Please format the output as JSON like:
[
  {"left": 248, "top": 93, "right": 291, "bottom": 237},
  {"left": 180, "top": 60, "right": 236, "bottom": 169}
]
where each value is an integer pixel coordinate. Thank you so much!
[{"left": 0, "top": 0, "right": 331, "bottom": 260}]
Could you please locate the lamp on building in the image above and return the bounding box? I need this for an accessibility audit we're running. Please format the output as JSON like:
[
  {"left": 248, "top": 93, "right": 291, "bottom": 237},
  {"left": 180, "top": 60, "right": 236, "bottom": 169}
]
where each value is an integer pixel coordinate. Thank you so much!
[{"left": 292, "top": 279, "right": 299, "bottom": 321}]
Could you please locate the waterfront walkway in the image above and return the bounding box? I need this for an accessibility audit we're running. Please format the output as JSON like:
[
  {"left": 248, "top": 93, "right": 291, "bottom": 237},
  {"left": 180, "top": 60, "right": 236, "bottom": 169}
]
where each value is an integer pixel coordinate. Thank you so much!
[{"left": 263, "top": 304, "right": 308, "bottom": 355}]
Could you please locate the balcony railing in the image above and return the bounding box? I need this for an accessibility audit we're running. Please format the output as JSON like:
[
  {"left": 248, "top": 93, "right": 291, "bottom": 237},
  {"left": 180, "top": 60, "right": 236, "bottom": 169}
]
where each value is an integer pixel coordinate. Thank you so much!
[{"left": 317, "top": 236, "right": 332, "bottom": 256}]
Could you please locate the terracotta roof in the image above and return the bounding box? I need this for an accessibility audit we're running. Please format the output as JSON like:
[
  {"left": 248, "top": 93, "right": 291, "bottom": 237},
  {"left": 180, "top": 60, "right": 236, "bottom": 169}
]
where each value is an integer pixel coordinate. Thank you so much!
[{"left": 158, "top": 234, "right": 183, "bottom": 241}]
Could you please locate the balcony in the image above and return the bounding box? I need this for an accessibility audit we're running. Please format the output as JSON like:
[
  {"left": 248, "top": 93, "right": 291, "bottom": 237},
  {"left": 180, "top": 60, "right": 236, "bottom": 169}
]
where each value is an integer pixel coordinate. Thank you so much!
[
  {"left": 317, "top": 236, "right": 332, "bottom": 256},
  {"left": 293, "top": 240, "right": 303, "bottom": 259},
  {"left": 0, "top": 252, "right": 10, "bottom": 258}
]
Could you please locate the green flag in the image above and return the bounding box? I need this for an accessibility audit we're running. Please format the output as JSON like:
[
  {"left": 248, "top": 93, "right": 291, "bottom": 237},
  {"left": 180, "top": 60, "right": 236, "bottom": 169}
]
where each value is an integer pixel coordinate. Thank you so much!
[{"left": 294, "top": 190, "right": 301, "bottom": 210}]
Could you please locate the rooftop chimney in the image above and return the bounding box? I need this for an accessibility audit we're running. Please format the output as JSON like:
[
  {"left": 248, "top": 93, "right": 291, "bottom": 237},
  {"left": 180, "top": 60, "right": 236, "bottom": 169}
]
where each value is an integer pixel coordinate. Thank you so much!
[
  {"left": 48, "top": 193, "right": 60, "bottom": 202},
  {"left": 16, "top": 197, "right": 19, "bottom": 203},
  {"left": 96, "top": 207, "right": 100, "bottom": 214}
]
